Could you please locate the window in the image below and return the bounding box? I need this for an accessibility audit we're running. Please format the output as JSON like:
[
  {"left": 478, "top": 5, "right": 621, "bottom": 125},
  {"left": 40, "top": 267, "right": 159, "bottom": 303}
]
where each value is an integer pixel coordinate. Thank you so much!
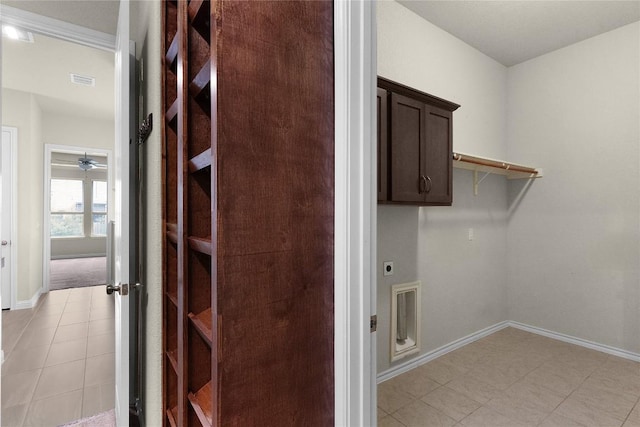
[
  {"left": 50, "top": 179, "right": 84, "bottom": 237},
  {"left": 92, "top": 180, "right": 107, "bottom": 236},
  {"left": 50, "top": 178, "right": 109, "bottom": 238}
]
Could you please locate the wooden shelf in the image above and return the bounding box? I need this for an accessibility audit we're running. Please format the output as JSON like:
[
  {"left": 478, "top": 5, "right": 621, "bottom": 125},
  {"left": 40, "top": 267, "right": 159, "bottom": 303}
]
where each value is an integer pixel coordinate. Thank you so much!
[
  {"left": 189, "top": 61, "right": 211, "bottom": 99},
  {"left": 187, "top": 236, "right": 212, "bottom": 256},
  {"left": 453, "top": 152, "right": 541, "bottom": 179},
  {"left": 188, "top": 381, "right": 213, "bottom": 427},
  {"left": 167, "top": 348, "right": 179, "bottom": 374},
  {"left": 188, "top": 308, "right": 213, "bottom": 346},
  {"left": 165, "top": 99, "right": 179, "bottom": 129},
  {"left": 188, "top": 148, "right": 212, "bottom": 173},
  {"left": 167, "top": 406, "right": 179, "bottom": 427},
  {"left": 167, "top": 222, "right": 178, "bottom": 245},
  {"left": 188, "top": 0, "right": 205, "bottom": 20},
  {"left": 166, "top": 291, "right": 178, "bottom": 307},
  {"left": 166, "top": 35, "right": 179, "bottom": 65},
  {"left": 188, "top": 0, "right": 210, "bottom": 42},
  {"left": 453, "top": 152, "right": 542, "bottom": 195}
]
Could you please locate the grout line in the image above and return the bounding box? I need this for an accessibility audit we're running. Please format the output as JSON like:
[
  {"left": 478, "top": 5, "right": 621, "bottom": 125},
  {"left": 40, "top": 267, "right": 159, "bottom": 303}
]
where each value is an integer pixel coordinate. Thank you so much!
[{"left": 620, "top": 392, "right": 640, "bottom": 426}]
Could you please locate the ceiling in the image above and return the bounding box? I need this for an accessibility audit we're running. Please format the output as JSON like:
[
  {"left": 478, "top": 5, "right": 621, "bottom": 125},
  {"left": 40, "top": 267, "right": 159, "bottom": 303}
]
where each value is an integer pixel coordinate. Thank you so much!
[
  {"left": 2, "top": 31, "right": 115, "bottom": 120},
  {"left": 2, "top": 0, "right": 119, "bottom": 35},
  {"left": 397, "top": 1, "right": 640, "bottom": 67}
]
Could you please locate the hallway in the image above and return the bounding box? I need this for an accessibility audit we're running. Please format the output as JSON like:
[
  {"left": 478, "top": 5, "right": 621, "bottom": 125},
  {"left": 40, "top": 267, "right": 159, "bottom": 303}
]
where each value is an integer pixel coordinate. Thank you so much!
[{"left": 1, "top": 286, "right": 115, "bottom": 426}]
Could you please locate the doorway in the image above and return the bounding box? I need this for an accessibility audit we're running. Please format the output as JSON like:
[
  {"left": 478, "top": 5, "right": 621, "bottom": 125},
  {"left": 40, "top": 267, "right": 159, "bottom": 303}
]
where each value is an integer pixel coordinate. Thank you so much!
[
  {"left": 44, "top": 147, "right": 112, "bottom": 293},
  {"left": 0, "top": 12, "right": 124, "bottom": 426}
]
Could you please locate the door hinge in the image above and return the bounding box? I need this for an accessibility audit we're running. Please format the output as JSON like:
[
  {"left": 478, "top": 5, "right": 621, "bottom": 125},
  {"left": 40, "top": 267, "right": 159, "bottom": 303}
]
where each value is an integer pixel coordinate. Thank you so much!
[{"left": 370, "top": 315, "right": 377, "bottom": 333}]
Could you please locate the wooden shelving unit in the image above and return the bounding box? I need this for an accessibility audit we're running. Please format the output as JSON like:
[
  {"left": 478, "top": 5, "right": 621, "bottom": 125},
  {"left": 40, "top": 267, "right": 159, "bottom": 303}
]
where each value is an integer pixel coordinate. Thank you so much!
[
  {"left": 163, "top": 0, "right": 214, "bottom": 425},
  {"left": 162, "top": 1, "right": 334, "bottom": 425},
  {"left": 453, "top": 151, "right": 542, "bottom": 195}
]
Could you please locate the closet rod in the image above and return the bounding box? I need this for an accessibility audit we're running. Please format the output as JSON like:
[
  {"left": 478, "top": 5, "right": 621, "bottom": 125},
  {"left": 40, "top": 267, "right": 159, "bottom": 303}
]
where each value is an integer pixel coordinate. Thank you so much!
[{"left": 452, "top": 152, "right": 538, "bottom": 175}]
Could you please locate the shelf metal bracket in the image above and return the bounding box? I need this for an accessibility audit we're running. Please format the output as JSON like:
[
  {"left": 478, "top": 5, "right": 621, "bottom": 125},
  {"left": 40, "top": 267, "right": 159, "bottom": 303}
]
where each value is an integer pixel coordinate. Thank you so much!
[{"left": 473, "top": 170, "right": 491, "bottom": 196}]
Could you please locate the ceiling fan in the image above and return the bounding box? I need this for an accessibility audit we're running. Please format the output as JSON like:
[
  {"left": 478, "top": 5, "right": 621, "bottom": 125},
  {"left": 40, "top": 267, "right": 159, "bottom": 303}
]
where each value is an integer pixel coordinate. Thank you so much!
[
  {"left": 52, "top": 153, "right": 107, "bottom": 171},
  {"left": 77, "top": 153, "right": 107, "bottom": 170}
]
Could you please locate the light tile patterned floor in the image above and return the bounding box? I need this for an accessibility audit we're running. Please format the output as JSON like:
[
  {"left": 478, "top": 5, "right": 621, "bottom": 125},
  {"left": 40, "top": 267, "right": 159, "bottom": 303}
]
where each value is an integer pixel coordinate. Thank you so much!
[
  {"left": 2, "top": 286, "right": 115, "bottom": 427},
  {"left": 378, "top": 327, "right": 640, "bottom": 427}
]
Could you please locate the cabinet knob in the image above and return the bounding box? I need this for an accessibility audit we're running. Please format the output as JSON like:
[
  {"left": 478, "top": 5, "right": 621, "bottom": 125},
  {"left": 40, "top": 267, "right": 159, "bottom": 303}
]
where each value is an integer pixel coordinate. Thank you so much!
[{"left": 425, "top": 175, "right": 432, "bottom": 193}]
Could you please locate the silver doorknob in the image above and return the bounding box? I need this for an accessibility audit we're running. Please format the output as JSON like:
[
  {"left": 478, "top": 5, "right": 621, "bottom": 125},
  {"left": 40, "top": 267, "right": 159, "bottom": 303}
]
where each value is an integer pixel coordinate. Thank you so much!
[{"left": 1, "top": 240, "right": 7, "bottom": 246}]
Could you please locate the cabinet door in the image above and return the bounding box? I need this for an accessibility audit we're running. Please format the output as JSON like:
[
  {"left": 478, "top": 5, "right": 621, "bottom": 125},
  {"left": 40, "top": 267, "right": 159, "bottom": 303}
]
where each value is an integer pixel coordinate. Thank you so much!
[
  {"left": 390, "top": 92, "right": 426, "bottom": 203},
  {"left": 423, "top": 105, "right": 453, "bottom": 205},
  {"left": 377, "top": 88, "right": 388, "bottom": 202}
]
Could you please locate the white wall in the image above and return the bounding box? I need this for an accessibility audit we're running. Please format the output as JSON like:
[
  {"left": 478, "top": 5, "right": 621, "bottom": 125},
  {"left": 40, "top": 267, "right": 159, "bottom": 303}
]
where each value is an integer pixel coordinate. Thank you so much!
[
  {"left": 507, "top": 22, "right": 640, "bottom": 353},
  {"left": 377, "top": 1, "right": 509, "bottom": 373},
  {"left": 1, "top": 88, "right": 113, "bottom": 303},
  {"left": 42, "top": 111, "right": 114, "bottom": 150},
  {"left": 130, "top": 0, "right": 162, "bottom": 424},
  {"left": 2, "top": 89, "right": 43, "bottom": 301}
]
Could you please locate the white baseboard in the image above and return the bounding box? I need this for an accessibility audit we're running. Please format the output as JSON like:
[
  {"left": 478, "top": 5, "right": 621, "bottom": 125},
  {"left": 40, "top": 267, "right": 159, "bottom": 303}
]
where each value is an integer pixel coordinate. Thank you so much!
[
  {"left": 377, "top": 320, "right": 640, "bottom": 383},
  {"left": 508, "top": 321, "right": 640, "bottom": 363},
  {"left": 51, "top": 254, "right": 107, "bottom": 260},
  {"left": 377, "top": 321, "right": 510, "bottom": 383},
  {"left": 14, "top": 288, "right": 42, "bottom": 310}
]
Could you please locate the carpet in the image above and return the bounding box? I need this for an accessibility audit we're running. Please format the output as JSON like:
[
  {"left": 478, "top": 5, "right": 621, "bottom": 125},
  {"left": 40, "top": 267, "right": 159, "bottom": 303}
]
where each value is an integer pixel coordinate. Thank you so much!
[
  {"left": 50, "top": 257, "right": 107, "bottom": 290},
  {"left": 58, "top": 409, "right": 115, "bottom": 427}
]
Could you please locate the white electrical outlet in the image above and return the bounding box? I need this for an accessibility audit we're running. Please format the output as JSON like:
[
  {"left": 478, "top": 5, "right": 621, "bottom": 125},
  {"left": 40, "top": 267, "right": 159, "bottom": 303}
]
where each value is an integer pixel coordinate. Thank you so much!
[
  {"left": 383, "top": 261, "right": 394, "bottom": 276},
  {"left": 468, "top": 228, "right": 474, "bottom": 241}
]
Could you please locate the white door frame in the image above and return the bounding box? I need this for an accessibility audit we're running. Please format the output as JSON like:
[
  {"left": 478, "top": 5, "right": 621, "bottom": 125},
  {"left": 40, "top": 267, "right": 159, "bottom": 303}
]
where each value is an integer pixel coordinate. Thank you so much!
[
  {"left": 42, "top": 144, "right": 113, "bottom": 293},
  {"left": 334, "top": 1, "right": 377, "bottom": 425},
  {"left": 1, "top": 126, "right": 18, "bottom": 310}
]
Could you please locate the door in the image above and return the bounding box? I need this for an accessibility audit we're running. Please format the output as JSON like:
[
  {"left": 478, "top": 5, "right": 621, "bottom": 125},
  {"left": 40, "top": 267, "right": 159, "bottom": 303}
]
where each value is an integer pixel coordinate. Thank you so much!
[
  {"left": 113, "top": 1, "right": 131, "bottom": 425},
  {"left": 424, "top": 105, "right": 453, "bottom": 205},
  {"left": 1, "top": 127, "right": 15, "bottom": 310},
  {"left": 390, "top": 92, "right": 427, "bottom": 203}
]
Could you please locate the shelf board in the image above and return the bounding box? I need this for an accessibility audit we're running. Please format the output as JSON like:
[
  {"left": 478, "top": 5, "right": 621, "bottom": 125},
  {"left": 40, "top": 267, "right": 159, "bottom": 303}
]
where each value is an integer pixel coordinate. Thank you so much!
[
  {"left": 166, "top": 348, "right": 179, "bottom": 374},
  {"left": 188, "top": 0, "right": 210, "bottom": 43},
  {"left": 453, "top": 152, "right": 542, "bottom": 196},
  {"left": 165, "top": 99, "right": 179, "bottom": 128},
  {"left": 167, "top": 222, "right": 178, "bottom": 245},
  {"left": 187, "top": 0, "right": 205, "bottom": 20},
  {"left": 187, "top": 236, "right": 212, "bottom": 256},
  {"left": 188, "top": 307, "right": 213, "bottom": 346},
  {"left": 453, "top": 152, "right": 541, "bottom": 179},
  {"left": 166, "top": 291, "right": 178, "bottom": 307},
  {"left": 188, "top": 381, "right": 213, "bottom": 427},
  {"left": 167, "top": 406, "right": 179, "bottom": 427},
  {"left": 188, "top": 148, "right": 212, "bottom": 173},
  {"left": 165, "top": 35, "right": 179, "bottom": 66},
  {"left": 189, "top": 61, "right": 211, "bottom": 100}
]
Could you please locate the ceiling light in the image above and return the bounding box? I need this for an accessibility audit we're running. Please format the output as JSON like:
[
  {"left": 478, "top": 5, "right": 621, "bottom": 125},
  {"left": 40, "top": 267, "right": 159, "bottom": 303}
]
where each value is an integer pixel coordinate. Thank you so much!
[
  {"left": 2, "top": 25, "right": 34, "bottom": 43},
  {"left": 3, "top": 25, "right": 18, "bottom": 40}
]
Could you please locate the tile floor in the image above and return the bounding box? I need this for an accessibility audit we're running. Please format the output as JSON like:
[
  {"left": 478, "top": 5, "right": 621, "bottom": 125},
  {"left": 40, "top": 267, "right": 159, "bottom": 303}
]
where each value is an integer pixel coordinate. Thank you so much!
[
  {"left": 378, "top": 327, "right": 640, "bottom": 427},
  {"left": 1, "top": 286, "right": 115, "bottom": 427}
]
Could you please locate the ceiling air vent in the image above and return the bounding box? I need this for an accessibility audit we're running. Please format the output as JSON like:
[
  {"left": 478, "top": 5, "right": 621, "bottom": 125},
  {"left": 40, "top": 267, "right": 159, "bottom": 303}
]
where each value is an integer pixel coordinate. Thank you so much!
[{"left": 70, "top": 73, "right": 96, "bottom": 87}]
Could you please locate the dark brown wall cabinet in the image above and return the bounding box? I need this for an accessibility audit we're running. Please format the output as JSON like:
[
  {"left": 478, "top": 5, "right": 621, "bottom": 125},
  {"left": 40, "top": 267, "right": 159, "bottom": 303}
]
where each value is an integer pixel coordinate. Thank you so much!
[
  {"left": 162, "top": 1, "right": 334, "bottom": 426},
  {"left": 377, "top": 77, "right": 460, "bottom": 206}
]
